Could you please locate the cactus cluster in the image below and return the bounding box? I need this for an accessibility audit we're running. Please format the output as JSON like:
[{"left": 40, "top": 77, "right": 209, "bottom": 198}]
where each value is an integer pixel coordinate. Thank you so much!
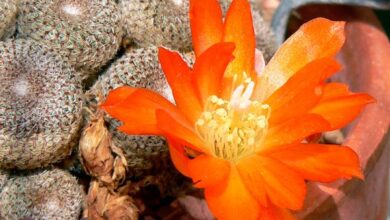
[{"left": 0, "top": 0, "right": 276, "bottom": 218}]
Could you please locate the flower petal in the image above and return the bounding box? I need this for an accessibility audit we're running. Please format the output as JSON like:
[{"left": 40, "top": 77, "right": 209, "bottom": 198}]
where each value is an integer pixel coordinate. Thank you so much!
[
  {"left": 239, "top": 155, "right": 306, "bottom": 210},
  {"left": 104, "top": 88, "right": 195, "bottom": 136},
  {"left": 167, "top": 138, "right": 191, "bottom": 177},
  {"left": 105, "top": 101, "right": 161, "bottom": 134},
  {"left": 263, "top": 58, "right": 341, "bottom": 124},
  {"left": 102, "top": 88, "right": 178, "bottom": 135},
  {"left": 259, "top": 203, "right": 297, "bottom": 220},
  {"left": 311, "top": 93, "right": 375, "bottom": 129},
  {"left": 156, "top": 109, "right": 208, "bottom": 153},
  {"left": 190, "top": 0, "right": 223, "bottom": 56},
  {"left": 101, "top": 86, "right": 136, "bottom": 107},
  {"left": 158, "top": 47, "right": 192, "bottom": 84},
  {"left": 205, "top": 166, "right": 260, "bottom": 220},
  {"left": 264, "top": 144, "right": 364, "bottom": 182},
  {"left": 236, "top": 158, "right": 269, "bottom": 207},
  {"left": 187, "top": 154, "right": 230, "bottom": 188},
  {"left": 124, "top": 88, "right": 179, "bottom": 113},
  {"left": 158, "top": 47, "right": 203, "bottom": 122},
  {"left": 223, "top": 0, "right": 256, "bottom": 80},
  {"left": 260, "top": 18, "right": 345, "bottom": 98},
  {"left": 193, "top": 42, "right": 235, "bottom": 102},
  {"left": 320, "top": 82, "right": 350, "bottom": 100},
  {"left": 262, "top": 114, "right": 331, "bottom": 151}
]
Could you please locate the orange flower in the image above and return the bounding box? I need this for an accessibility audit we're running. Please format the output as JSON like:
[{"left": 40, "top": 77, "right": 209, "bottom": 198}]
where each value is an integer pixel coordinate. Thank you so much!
[{"left": 101, "top": 0, "right": 374, "bottom": 219}]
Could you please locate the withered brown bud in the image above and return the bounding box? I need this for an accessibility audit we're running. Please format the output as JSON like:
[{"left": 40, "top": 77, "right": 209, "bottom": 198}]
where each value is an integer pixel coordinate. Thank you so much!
[
  {"left": 79, "top": 114, "right": 127, "bottom": 188},
  {"left": 84, "top": 181, "right": 138, "bottom": 220},
  {"left": 111, "top": 147, "right": 128, "bottom": 184},
  {"left": 79, "top": 116, "right": 114, "bottom": 177}
]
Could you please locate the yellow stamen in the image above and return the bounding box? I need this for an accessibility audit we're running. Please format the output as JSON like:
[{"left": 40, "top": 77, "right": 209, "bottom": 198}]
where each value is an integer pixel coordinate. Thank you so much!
[{"left": 195, "top": 79, "right": 271, "bottom": 162}]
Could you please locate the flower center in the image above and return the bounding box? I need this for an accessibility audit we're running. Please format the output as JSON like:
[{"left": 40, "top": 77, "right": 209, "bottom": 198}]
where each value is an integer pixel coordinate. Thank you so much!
[{"left": 195, "top": 80, "right": 271, "bottom": 162}]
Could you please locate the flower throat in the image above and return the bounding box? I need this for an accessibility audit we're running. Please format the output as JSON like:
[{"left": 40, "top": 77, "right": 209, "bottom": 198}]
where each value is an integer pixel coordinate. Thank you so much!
[{"left": 195, "top": 79, "right": 271, "bottom": 162}]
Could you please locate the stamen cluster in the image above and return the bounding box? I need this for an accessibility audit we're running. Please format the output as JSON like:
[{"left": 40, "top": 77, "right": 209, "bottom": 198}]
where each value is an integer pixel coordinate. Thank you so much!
[{"left": 195, "top": 91, "right": 270, "bottom": 162}]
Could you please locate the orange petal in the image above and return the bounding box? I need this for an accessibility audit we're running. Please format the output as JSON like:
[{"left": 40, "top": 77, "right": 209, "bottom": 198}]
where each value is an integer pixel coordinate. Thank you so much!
[
  {"left": 320, "top": 82, "right": 350, "bottom": 100},
  {"left": 167, "top": 138, "right": 191, "bottom": 177},
  {"left": 264, "top": 144, "right": 364, "bottom": 182},
  {"left": 262, "top": 114, "right": 331, "bottom": 151},
  {"left": 156, "top": 109, "right": 208, "bottom": 153},
  {"left": 101, "top": 86, "right": 136, "bottom": 107},
  {"left": 236, "top": 157, "right": 269, "bottom": 207},
  {"left": 190, "top": 0, "right": 223, "bottom": 56},
  {"left": 260, "top": 18, "right": 345, "bottom": 98},
  {"left": 259, "top": 203, "right": 297, "bottom": 220},
  {"left": 158, "top": 47, "right": 203, "bottom": 122},
  {"left": 158, "top": 47, "right": 192, "bottom": 84},
  {"left": 101, "top": 89, "right": 160, "bottom": 135},
  {"left": 104, "top": 101, "right": 153, "bottom": 124},
  {"left": 205, "top": 166, "right": 260, "bottom": 220},
  {"left": 311, "top": 93, "right": 375, "bottom": 129},
  {"left": 103, "top": 88, "right": 184, "bottom": 135},
  {"left": 263, "top": 58, "right": 341, "bottom": 124},
  {"left": 223, "top": 0, "right": 256, "bottom": 80},
  {"left": 122, "top": 88, "right": 178, "bottom": 112},
  {"left": 239, "top": 155, "right": 306, "bottom": 210},
  {"left": 187, "top": 154, "right": 230, "bottom": 188},
  {"left": 104, "top": 102, "right": 161, "bottom": 135},
  {"left": 193, "top": 42, "right": 235, "bottom": 102}
]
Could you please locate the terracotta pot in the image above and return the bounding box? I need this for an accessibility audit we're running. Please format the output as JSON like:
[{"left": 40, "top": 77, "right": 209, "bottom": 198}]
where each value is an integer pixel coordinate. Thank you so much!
[{"left": 272, "top": 5, "right": 390, "bottom": 220}]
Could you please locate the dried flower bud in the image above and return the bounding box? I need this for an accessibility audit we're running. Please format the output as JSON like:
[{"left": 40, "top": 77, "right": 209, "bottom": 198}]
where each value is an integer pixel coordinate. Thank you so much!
[
  {"left": 111, "top": 145, "right": 128, "bottom": 184},
  {"left": 79, "top": 114, "right": 127, "bottom": 188},
  {"left": 84, "top": 181, "right": 138, "bottom": 220},
  {"left": 79, "top": 116, "right": 114, "bottom": 177}
]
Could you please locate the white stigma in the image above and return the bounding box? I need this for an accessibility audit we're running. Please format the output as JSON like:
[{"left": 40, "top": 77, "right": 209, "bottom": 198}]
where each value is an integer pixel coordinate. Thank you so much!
[
  {"left": 62, "top": 5, "right": 81, "bottom": 16},
  {"left": 230, "top": 80, "right": 255, "bottom": 110}
]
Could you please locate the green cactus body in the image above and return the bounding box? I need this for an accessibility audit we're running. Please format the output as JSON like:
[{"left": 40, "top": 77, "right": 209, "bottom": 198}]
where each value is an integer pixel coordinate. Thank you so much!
[
  {"left": 17, "top": 0, "right": 123, "bottom": 79},
  {"left": 0, "top": 0, "right": 17, "bottom": 40},
  {"left": 0, "top": 39, "right": 83, "bottom": 169},
  {"left": 0, "top": 169, "right": 8, "bottom": 193},
  {"left": 0, "top": 169, "right": 85, "bottom": 220},
  {"left": 119, "top": 0, "right": 192, "bottom": 51}
]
